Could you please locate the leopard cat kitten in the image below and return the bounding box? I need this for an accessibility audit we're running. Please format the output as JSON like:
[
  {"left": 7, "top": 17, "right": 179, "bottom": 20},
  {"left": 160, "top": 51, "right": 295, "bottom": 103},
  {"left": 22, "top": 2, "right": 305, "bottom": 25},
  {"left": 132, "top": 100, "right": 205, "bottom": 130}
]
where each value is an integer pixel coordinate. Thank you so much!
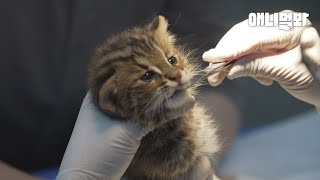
[{"left": 88, "top": 16, "right": 220, "bottom": 180}]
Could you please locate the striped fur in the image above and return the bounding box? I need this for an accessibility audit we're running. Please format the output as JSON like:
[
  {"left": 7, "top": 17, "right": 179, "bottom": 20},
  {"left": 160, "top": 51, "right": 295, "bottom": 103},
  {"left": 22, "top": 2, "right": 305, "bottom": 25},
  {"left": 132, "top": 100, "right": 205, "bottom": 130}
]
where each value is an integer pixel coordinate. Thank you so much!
[{"left": 88, "top": 16, "right": 220, "bottom": 179}]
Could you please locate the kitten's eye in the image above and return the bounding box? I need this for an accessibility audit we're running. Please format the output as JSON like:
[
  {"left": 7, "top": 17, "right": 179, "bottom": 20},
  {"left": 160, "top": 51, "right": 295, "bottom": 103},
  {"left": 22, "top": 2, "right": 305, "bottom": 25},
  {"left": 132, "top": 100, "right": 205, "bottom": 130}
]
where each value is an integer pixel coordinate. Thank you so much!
[
  {"left": 168, "top": 56, "right": 177, "bottom": 65},
  {"left": 140, "top": 71, "right": 156, "bottom": 81}
]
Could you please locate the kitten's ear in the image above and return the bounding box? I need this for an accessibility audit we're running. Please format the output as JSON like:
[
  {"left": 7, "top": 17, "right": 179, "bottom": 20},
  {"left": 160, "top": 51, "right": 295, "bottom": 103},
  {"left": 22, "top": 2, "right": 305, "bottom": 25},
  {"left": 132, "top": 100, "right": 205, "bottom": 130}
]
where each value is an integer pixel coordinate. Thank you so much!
[
  {"left": 149, "top": 15, "right": 168, "bottom": 34},
  {"left": 98, "top": 79, "right": 125, "bottom": 118}
]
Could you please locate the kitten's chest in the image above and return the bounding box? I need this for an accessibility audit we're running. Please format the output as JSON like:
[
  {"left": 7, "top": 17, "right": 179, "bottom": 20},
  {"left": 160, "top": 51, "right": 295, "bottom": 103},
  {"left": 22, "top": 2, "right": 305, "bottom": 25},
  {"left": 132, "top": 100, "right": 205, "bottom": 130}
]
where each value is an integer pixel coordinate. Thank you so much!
[
  {"left": 128, "top": 117, "right": 199, "bottom": 176},
  {"left": 126, "top": 105, "right": 219, "bottom": 179},
  {"left": 139, "top": 118, "right": 190, "bottom": 155}
]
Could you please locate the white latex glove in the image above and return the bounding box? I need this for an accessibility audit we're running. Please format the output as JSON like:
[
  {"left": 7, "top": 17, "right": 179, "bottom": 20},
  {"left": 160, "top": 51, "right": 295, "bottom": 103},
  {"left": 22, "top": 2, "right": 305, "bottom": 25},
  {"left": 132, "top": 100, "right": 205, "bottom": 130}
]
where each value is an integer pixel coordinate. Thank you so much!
[
  {"left": 202, "top": 11, "right": 320, "bottom": 111},
  {"left": 56, "top": 92, "right": 149, "bottom": 180},
  {"left": 56, "top": 92, "right": 213, "bottom": 180}
]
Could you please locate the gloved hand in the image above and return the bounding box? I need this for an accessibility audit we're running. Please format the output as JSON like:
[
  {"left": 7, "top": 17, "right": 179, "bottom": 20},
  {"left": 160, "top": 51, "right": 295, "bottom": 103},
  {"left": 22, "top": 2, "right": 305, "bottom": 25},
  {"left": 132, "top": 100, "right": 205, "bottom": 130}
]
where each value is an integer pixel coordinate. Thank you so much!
[
  {"left": 56, "top": 92, "right": 149, "bottom": 180},
  {"left": 202, "top": 11, "right": 320, "bottom": 111},
  {"left": 56, "top": 92, "right": 213, "bottom": 180}
]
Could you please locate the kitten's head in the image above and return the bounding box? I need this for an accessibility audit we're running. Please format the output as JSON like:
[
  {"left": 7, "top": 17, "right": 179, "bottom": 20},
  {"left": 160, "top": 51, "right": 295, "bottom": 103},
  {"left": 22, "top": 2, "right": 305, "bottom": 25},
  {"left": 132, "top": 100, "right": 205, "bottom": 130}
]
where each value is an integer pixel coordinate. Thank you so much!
[{"left": 88, "top": 16, "right": 196, "bottom": 126}]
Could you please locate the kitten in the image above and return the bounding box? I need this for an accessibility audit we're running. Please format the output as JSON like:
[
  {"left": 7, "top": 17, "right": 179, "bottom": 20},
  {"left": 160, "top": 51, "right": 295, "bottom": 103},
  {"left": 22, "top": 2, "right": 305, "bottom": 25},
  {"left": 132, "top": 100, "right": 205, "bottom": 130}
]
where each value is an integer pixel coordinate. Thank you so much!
[{"left": 88, "top": 16, "right": 221, "bottom": 180}]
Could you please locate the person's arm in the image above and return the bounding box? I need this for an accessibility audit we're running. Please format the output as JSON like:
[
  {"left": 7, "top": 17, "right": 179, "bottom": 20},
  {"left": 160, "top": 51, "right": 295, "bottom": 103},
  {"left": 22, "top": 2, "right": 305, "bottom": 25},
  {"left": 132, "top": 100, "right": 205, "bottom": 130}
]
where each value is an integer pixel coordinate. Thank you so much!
[
  {"left": 203, "top": 11, "right": 320, "bottom": 111},
  {"left": 0, "top": 161, "right": 40, "bottom": 180}
]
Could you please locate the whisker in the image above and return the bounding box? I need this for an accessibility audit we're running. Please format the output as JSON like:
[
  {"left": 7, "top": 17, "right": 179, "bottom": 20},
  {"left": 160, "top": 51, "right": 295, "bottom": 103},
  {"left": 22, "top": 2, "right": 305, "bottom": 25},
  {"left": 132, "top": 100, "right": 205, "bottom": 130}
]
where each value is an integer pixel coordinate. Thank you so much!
[
  {"left": 135, "top": 91, "right": 162, "bottom": 124},
  {"left": 164, "top": 94, "right": 173, "bottom": 119},
  {"left": 171, "top": 12, "right": 182, "bottom": 29},
  {"left": 150, "top": 90, "right": 165, "bottom": 123},
  {"left": 197, "top": 41, "right": 211, "bottom": 50},
  {"left": 177, "top": 34, "right": 197, "bottom": 42},
  {"left": 158, "top": 94, "right": 166, "bottom": 122}
]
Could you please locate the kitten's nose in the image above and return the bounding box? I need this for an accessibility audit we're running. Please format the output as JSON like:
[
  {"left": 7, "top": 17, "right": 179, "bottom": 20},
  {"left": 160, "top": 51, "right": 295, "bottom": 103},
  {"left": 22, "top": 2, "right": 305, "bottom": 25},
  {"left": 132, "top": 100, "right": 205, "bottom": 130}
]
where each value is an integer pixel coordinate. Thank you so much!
[{"left": 166, "top": 71, "right": 182, "bottom": 83}]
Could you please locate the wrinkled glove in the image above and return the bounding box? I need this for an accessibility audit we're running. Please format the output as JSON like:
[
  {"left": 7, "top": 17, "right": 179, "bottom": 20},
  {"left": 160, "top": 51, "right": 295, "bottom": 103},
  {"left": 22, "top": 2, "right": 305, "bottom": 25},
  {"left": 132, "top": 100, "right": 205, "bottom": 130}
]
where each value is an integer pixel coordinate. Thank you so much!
[
  {"left": 56, "top": 92, "right": 149, "bottom": 180},
  {"left": 202, "top": 11, "right": 320, "bottom": 111},
  {"left": 57, "top": 92, "right": 214, "bottom": 180}
]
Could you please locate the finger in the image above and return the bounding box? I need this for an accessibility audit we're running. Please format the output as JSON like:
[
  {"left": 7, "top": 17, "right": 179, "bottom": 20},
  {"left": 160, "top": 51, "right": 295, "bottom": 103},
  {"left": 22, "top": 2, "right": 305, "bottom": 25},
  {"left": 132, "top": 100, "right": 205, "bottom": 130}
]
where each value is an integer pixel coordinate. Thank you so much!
[
  {"left": 203, "top": 11, "right": 310, "bottom": 64},
  {"left": 226, "top": 46, "right": 303, "bottom": 86},
  {"left": 208, "top": 71, "right": 225, "bottom": 86},
  {"left": 253, "top": 77, "right": 273, "bottom": 86},
  {"left": 226, "top": 55, "right": 259, "bottom": 79},
  {"left": 225, "top": 50, "right": 290, "bottom": 80},
  {"left": 202, "top": 48, "right": 231, "bottom": 63}
]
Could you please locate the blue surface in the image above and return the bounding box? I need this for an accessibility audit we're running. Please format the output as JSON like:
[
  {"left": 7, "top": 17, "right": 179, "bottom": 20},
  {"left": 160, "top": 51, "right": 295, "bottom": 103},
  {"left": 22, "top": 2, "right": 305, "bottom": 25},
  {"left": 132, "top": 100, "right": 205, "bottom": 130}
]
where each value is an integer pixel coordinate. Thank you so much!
[
  {"left": 220, "top": 111, "right": 320, "bottom": 179},
  {"left": 32, "top": 168, "right": 59, "bottom": 180}
]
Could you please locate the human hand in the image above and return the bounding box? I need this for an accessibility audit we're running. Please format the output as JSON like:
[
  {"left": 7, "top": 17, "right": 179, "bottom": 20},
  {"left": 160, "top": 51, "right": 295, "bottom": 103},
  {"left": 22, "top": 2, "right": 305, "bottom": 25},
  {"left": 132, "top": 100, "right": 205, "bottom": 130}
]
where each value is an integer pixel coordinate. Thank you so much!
[
  {"left": 56, "top": 92, "right": 149, "bottom": 180},
  {"left": 56, "top": 92, "right": 199, "bottom": 180},
  {"left": 202, "top": 11, "right": 320, "bottom": 110}
]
